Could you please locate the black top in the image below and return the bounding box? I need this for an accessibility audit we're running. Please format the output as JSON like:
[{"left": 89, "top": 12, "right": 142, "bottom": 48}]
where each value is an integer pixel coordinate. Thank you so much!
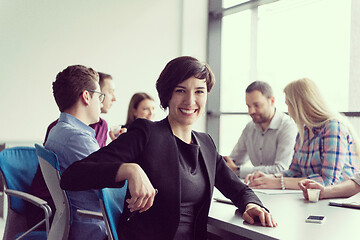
[
  {"left": 60, "top": 118, "right": 266, "bottom": 240},
  {"left": 174, "top": 136, "right": 209, "bottom": 240}
]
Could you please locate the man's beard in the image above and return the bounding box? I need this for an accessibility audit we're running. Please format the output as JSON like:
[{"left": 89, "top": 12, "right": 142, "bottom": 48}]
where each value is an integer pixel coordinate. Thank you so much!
[{"left": 250, "top": 114, "right": 269, "bottom": 124}]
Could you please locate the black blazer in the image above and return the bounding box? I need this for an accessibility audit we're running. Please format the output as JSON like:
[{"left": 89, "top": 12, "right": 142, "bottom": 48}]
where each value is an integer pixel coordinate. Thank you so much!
[{"left": 61, "top": 118, "right": 264, "bottom": 240}]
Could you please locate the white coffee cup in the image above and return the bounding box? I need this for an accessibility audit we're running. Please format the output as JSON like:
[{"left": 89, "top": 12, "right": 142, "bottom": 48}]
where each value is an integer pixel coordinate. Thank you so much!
[
  {"left": 110, "top": 125, "right": 122, "bottom": 137},
  {"left": 307, "top": 189, "right": 321, "bottom": 202}
]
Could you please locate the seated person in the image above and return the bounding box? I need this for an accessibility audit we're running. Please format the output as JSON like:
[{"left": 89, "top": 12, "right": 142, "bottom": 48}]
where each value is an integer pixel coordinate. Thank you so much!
[
  {"left": 43, "top": 71, "right": 116, "bottom": 147},
  {"left": 299, "top": 172, "right": 360, "bottom": 200},
  {"left": 109, "top": 92, "right": 155, "bottom": 139},
  {"left": 246, "top": 78, "right": 360, "bottom": 189},
  {"left": 32, "top": 65, "right": 108, "bottom": 239},
  {"left": 27, "top": 72, "right": 116, "bottom": 230},
  {"left": 60, "top": 56, "right": 277, "bottom": 240},
  {"left": 224, "top": 81, "right": 298, "bottom": 178}
]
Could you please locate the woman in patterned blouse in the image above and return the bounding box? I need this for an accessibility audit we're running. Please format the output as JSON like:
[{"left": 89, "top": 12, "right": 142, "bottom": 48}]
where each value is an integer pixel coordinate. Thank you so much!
[{"left": 245, "top": 78, "right": 360, "bottom": 189}]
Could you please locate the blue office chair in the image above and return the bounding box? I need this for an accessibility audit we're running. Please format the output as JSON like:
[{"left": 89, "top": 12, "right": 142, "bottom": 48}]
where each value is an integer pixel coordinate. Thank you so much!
[
  {"left": 0, "top": 146, "right": 51, "bottom": 240},
  {"left": 98, "top": 182, "right": 128, "bottom": 240}
]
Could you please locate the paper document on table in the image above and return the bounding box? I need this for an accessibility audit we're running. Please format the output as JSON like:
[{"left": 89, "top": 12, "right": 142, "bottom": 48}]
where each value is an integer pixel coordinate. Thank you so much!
[
  {"left": 329, "top": 193, "right": 360, "bottom": 209},
  {"left": 252, "top": 189, "right": 302, "bottom": 195}
]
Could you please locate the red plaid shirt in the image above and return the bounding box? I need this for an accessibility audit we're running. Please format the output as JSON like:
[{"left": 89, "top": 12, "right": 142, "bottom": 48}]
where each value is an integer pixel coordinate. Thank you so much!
[{"left": 283, "top": 120, "right": 359, "bottom": 186}]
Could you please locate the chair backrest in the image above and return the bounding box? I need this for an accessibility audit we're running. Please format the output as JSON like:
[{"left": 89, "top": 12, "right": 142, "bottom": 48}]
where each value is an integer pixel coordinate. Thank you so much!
[
  {"left": 35, "top": 144, "right": 71, "bottom": 240},
  {"left": 0, "top": 146, "right": 45, "bottom": 239},
  {"left": 98, "top": 182, "right": 128, "bottom": 240}
]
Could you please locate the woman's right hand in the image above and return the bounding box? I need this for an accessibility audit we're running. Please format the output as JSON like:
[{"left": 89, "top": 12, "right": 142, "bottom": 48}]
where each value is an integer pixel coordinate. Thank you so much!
[
  {"left": 116, "top": 163, "right": 157, "bottom": 213},
  {"left": 298, "top": 179, "right": 325, "bottom": 200}
]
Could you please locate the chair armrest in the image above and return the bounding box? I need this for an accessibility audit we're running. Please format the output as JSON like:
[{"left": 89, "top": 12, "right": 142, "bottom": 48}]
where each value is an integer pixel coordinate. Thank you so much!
[
  {"left": 5, "top": 189, "right": 49, "bottom": 208},
  {"left": 5, "top": 189, "right": 52, "bottom": 236},
  {"left": 77, "top": 209, "right": 103, "bottom": 220}
]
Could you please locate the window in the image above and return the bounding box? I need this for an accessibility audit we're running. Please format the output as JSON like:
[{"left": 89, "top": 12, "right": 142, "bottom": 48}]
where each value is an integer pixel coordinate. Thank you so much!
[
  {"left": 257, "top": 0, "right": 351, "bottom": 111},
  {"left": 208, "top": 0, "right": 356, "bottom": 154}
]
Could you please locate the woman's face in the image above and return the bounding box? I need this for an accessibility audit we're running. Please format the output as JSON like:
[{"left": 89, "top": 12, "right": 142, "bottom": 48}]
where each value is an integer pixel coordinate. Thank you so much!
[
  {"left": 133, "top": 99, "right": 155, "bottom": 121},
  {"left": 167, "top": 76, "right": 208, "bottom": 128}
]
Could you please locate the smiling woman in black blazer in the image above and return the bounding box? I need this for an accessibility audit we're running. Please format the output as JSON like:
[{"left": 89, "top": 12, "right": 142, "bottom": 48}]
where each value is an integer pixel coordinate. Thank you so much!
[{"left": 60, "top": 56, "right": 277, "bottom": 240}]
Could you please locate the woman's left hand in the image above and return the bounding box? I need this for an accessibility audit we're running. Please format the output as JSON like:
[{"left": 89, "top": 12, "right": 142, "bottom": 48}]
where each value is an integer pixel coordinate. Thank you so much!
[{"left": 242, "top": 203, "right": 277, "bottom": 227}]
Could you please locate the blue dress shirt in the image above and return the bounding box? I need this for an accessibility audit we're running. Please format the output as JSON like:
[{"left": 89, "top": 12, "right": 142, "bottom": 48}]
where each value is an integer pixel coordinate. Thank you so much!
[{"left": 45, "top": 112, "right": 107, "bottom": 240}]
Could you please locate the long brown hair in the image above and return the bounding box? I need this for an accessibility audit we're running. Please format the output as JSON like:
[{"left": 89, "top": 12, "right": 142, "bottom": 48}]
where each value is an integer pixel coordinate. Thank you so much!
[{"left": 125, "top": 92, "right": 154, "bottom": 126}]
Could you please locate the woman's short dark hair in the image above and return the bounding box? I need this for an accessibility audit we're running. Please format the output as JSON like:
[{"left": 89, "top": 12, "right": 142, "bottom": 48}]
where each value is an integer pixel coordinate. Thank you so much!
[
  {"left": 53, "top": 65, "right": 99, "bottom": 112},
  {"left": 156, "top": 56, "right": 215, "bottom": 109}
]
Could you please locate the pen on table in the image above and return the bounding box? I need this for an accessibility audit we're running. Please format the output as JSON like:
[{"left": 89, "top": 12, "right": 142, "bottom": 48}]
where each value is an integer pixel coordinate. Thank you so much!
[{"left": 127, "top": 189, "right": 158, "bottom": 221}]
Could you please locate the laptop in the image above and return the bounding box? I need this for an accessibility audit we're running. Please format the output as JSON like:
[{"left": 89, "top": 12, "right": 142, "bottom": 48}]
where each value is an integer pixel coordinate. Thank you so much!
[{"left": 329, "top": 193, "right": 360, "bottom": 209}]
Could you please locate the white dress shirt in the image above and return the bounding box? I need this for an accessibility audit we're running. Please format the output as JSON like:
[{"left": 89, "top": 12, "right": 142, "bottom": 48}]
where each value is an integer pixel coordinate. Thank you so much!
[{"left": 229, "top": 110, "right": 298, "bottom": 178}]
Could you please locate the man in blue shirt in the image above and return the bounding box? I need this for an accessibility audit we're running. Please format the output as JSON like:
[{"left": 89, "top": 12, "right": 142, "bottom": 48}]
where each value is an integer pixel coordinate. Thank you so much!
[
  {"left": 28, "top": 71, "right": 115, "bottom": 235},
  {"left": 45, "top": 65, "right": 107, "bottom": 240},
  {"left": 43, "top": 71, "right": 117, "bottom": 147}
]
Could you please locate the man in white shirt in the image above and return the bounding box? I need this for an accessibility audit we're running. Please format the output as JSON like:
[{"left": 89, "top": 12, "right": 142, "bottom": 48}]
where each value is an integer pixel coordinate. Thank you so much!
[{"left": 224, "top": 81, "right": 298, "bottom": 179}]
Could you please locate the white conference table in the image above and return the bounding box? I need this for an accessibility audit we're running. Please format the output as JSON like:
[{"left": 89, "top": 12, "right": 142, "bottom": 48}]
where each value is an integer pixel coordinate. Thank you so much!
[{"left": 208, "top": 188, "right": 360, "bottom": 240}]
